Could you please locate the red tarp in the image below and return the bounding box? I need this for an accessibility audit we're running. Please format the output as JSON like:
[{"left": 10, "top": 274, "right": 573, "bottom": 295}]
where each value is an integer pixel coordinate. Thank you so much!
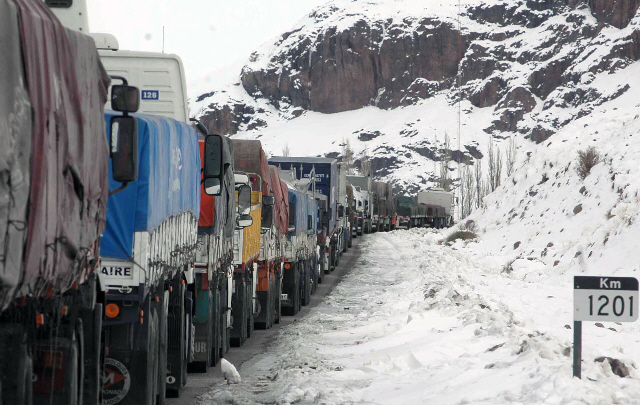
[
  {"left": 2, "top": 0, "right": 110, "bottom": 304},
  {"left": 198, "top": 140, "right": 215, "bottom": 228},
  {"left": 232, "top": 139, "right": 270, "bottom": 194},
  {"left": 268, "top": 166, "right": 288, "bottom": 235}
]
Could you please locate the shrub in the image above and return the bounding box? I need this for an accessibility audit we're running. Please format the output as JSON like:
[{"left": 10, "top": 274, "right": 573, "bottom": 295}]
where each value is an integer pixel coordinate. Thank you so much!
[
  {"left": 445, "top": 230, "right": 478, "bottom": 244},
  {"left": 576, "top": 147, "right": 600, "bottom": 180}
]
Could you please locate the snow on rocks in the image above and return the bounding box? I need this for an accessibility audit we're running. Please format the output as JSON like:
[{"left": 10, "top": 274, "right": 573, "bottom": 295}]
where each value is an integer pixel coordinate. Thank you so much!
[{"left": 202, "top": 230, "right": 640, "bottom": 404}]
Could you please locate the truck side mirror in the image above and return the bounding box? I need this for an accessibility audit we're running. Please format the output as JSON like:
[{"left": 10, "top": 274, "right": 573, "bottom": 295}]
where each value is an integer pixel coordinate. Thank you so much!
[
  {"left": 308, "top": 214, "right": 313, "bottom": 230},
  {"left": 238, "top": 184, "right": 251, "bottom": 215},
  {"left": 237, "top": 214, "right": 253, "bottom": 229},
  {"left": 263, "top": 195, "right": 275, "bottom": 206},
  {"left": 346, "top": 207, "right": 351, "bottom": 216},
  {"left": 338, "top": 205, "right": 344, "bottom": 218},
  {"left": 110, "top": 116, "right": 138, "bottom": 183},
  {"left": 204, "top": 134, "right": 224, "bottom": 196},
  {"left": 111, "top": 85, "right": 140, "bottom": 113},
  {"left": 262, "top": 205, "right": 273, "bottom": 230}
]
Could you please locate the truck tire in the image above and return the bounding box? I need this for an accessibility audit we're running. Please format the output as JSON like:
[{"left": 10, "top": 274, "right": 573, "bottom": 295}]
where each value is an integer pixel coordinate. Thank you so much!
[
  {"left": 292, "top": 266, "right": 301, "bottom": 315},
  {"left": 246, "top": 278, "right": 254, "bottom": 339},
  {"left": 302, "top": 260, "right": 311, "bottom": 306},
  {"left": 211, "top": 288, "right": 221, "bottom": 367},
  {"left": 274, "top": 274, "right": 282, "bottom": 324},
  {"left": 4, "top": 337, "right": 32, "bottom": 405},
  {"left": 157, "top": 291, "right": 169, "bottom": 405},
  {"left": 230, "top": 274, "right": 247, "bottom": 347},
  {"left": 166, "top": 275, "right": 187, "bottom": 398},
  {"left": 81, "top": 303, "right": 102, "bottom": 405}
]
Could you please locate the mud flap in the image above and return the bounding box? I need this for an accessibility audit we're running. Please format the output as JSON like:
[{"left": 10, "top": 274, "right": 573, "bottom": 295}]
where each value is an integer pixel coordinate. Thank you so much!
[
  {"left": 166, "top": 275, "right": 186, "bottom": 397},
  {"left": 230, "top": 272, "right": 247, "bottom": 347}
]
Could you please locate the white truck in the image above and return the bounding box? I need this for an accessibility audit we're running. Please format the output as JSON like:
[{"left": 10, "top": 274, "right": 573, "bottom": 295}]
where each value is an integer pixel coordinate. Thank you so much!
[
  {"left": 416, "top": 188, "right": 454, "bottom": 228},
  {"left": 347, "top": 175, "right": 373, "bottom": 235}
]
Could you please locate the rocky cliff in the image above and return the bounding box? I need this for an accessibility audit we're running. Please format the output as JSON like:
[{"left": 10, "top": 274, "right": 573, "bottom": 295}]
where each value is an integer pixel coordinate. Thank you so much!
[{"left": 191, "top": 0, "right": 640, "bottom": 192}]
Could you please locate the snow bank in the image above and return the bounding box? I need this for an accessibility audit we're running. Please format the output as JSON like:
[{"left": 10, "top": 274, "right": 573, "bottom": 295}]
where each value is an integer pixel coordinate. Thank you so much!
[{"left": 203, "top": 230, "right": 640, "bottom": 404}]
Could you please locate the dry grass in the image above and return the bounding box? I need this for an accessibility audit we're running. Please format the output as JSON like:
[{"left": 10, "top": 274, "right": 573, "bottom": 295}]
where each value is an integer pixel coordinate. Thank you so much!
[
  {"left": 445, "top": 230, "right": 478, "bottom": 244},
  {"left": 576, "top": 147, "right": 600, "bottom": 180}
]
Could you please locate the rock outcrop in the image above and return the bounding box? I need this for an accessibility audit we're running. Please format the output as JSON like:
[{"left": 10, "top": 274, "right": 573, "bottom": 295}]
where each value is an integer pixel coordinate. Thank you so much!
[
  {"left": 242, "top": 18, "right": 468, "bottom": 113},
  {"left": 191, "top": 0, "right": 640, "bottom": 191}
]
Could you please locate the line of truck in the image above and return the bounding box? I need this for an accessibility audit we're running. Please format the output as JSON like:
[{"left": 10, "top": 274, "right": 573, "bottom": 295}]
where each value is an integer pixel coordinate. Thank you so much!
[{"left": 0, "top": 1, "right": 455, "bottom": 404}]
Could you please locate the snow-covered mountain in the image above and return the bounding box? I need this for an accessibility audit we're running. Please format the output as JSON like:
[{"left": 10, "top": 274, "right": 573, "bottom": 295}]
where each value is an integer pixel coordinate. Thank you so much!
[{"left": 191, "top": 0, "right": 640, "bottom": 194}]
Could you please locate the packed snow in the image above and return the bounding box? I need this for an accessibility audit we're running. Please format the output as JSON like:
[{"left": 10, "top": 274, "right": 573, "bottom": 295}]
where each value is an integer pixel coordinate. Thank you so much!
[{"left": 201, "top": 230, "right": 640, "bottom": 404}]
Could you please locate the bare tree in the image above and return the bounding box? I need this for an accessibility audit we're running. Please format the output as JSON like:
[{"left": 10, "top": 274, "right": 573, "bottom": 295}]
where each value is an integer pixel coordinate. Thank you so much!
[
  {"left": 342, "top": 138, "right": 355, "bottom": 174},
  {"left": 474, "top": 158, "right": 484, "bottom": 208},
  {"left": 487, "top": 141, "right": 503, "bottom": 192},
  {"left": 506, "top": 136, "right": 517, "bottom": 177},
  {"left": 460, "top": 164, "right": 475, "bottom": 218},
  {"left": 495, "top": 145, "right": 503, "bottom": 189},
  {"left": 487, "top": 141, "right": 495, "bottom": 192},
  {"left": 282, "top": 143, "right": 291, "bottom": 157},
  {"left": 439, "top": 133, "right": 452, "bottom": 191},
  {"left": 360, "top": 145, "right": 372, "bottom": 176}
]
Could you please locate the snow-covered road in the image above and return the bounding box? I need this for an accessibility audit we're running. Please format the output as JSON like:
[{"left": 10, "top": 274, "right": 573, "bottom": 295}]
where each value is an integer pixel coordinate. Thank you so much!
[{"left": 202, "top": 229, "right": 640, "bottom": 405}]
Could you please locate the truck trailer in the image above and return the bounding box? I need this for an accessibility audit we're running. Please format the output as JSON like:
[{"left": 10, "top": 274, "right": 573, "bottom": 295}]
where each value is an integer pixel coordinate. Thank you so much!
[
  {"left": 192, "top": 135, "right": 236, "bottom": 372},
  {"left": 0, "top": 1, "right": 139, "bottom": 404},
  {"left": 270, "top": 157, "right": 338, "bottom": 273},
  {"left": 232, "top": 140, "right": 288, "bottom": 331}
]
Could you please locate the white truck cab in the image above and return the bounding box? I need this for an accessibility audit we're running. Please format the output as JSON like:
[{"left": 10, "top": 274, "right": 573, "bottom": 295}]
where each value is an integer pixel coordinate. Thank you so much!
[{"left": 47, "top": 0, "right": 190, "bottom": 122}]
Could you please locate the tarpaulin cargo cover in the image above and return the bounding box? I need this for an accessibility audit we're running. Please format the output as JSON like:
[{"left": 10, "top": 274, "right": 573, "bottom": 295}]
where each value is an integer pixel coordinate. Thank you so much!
[
  {"left": 0, "top": 0, "right": 110, "bottom": 309},
  {"left": 286, "top": 187, "right": 309, "bottom": 238},
  {"left": 373, "top": 181, "right": 395, "bottom": 217},
  {"left": 102, "top": 112, "right": 201, "bottom": 260},
  {"left": 232, "top": 139, "right": 270, "bottom": 194},
  {"left": 198, "top": 136, "right": 235, "bottom": 238},
  {"left": 269, "top": 166, "right": 288, "bottom": 235}
]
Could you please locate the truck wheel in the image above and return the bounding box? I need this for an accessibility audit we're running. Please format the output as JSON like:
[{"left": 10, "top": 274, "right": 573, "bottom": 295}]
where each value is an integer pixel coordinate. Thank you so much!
[
  {"left": 157, "top": 291, "right": 168, "bottom": 405},
  {"left": 12, "top": 340, "right": 33, "bottom": 405},
  {"left": 274, "top": 275, "right": 282, "bottom": 324},
  {"left": 246, "top": 280, "right": 254, "bottom": 339},
  {"left": 166, "top": 275, "right": 186, "bottom": 398},
  {"left": 292, "top": 267, "right": 301, "bottom": 315},
  {"left": 211, "top": 288, "right": 221, "bottom": 367},
  {"left": 302, "top": 261, "right": 311, "bottom": 306},
  {"left": 230, "top": 275, "right": 247, "bottom": 347}
]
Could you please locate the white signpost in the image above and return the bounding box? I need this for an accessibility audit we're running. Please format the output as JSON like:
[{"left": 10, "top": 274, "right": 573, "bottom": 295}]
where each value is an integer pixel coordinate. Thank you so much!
[{"left": 573, "top": 276, "right": 639, "bottom": 378}]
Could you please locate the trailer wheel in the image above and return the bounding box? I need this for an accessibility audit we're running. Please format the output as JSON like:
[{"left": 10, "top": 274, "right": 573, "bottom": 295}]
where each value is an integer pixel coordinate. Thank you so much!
[
  {"left": 157, "top": 291, "right": 168, "bottom": 405},
  {"left": 274, "top": 275, "right": 282, "bottom": 324},
  {"left": 16, "top": 341, "right": 33, "bottom": 405},
  {"left": 211, "top": 288, "right": 221, "bottom": 367},
  {"left": 247, "top": 279, "right": 254, "bottom": 339},
  {"left": 292, "top": 266, "right": 300, "bottom": 315},
  {"left": 302, "top": 260, "right": 311, "bottom": 306}
]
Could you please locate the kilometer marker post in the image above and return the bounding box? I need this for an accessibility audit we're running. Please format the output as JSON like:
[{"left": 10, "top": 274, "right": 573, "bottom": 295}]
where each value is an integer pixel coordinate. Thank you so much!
[{"left": 573, "top": 276, "right": 639, "bottom": 379}]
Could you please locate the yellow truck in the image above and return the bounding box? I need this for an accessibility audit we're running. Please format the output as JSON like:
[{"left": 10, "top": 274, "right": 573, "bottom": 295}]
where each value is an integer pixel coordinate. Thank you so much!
[{"left": 230, "top": 173, "right": 262, "bottom": 346}]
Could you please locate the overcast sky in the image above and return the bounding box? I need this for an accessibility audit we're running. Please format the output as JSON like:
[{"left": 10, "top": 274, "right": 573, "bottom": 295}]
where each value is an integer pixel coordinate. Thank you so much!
[{"left": 87, "top": 0, "right": 326, "bottom": 93}]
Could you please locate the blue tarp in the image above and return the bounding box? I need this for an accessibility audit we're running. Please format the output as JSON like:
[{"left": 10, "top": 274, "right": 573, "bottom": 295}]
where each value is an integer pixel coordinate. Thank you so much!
[
  {"left": 287, "top": 187, "right": 309, "bottom": 238},
  {"left": 102, "top": 112, "right": 201, "bottom": 260}
]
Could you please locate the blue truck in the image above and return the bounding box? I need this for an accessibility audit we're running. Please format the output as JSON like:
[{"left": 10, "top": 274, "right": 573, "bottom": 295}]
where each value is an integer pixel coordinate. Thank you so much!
[
  {"left": 277, "top": 182, "right": 318, "bottom": 315},
  {"left": 99, "top": 112, "right": 201, "bottom": 403},
  {"left": 269, "top": 157, "right": 339, "bottom": 274}
]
